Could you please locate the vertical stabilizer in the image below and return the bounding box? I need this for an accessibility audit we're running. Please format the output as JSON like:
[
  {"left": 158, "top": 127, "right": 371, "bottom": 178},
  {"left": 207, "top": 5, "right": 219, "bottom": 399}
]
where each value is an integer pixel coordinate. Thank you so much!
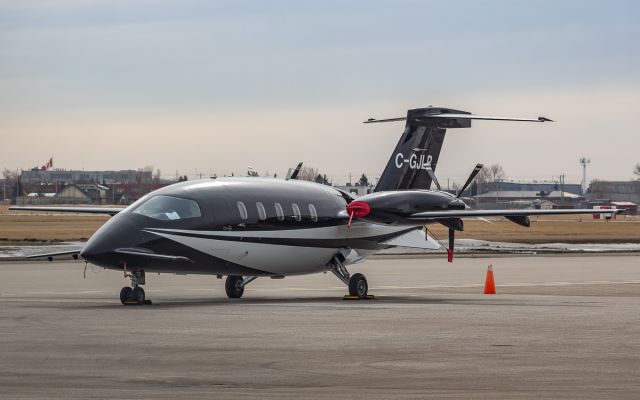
[{"left": 373, "top": 107, "right": 471, "bottom": 192}]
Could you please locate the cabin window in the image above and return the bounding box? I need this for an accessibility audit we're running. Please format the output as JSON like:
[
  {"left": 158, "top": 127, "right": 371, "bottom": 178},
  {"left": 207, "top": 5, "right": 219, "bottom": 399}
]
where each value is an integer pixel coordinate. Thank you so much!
[
  {"left": 237, "top": 201, "right": 248, "bottom": 220},
  {"left": 274, "top": 202, "right": 284, "bottom": 222},
  {"left": 292, "top": 203, "right": 301, "bottom": 222},
  {"left": 309, "top": 204, "right": 318, "bottom": 222},
  {"left": 132, "top": 195, "right": 201, "bottom": 221},
  {"left": 256, "top": 202, "right": 266, "bottom": 221}
]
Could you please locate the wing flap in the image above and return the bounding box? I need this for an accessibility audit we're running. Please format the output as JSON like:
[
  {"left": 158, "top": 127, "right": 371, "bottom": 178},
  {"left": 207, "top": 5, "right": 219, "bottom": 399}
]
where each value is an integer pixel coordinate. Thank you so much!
[{"left": 382, "top": 229, "right": 442, "bottom": 250}]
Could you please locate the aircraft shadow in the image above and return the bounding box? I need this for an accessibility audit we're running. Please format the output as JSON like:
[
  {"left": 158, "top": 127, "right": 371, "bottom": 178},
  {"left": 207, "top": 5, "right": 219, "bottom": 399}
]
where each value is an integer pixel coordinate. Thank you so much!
[{"left": 20, "top": 295, "right": 602, "bottom": 310}]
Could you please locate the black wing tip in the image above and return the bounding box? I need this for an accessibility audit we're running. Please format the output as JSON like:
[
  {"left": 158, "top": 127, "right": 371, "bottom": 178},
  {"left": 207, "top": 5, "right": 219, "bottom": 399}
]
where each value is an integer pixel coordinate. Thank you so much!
[{"left": 538, "top": 117, "right": 553, "bottom": 122}]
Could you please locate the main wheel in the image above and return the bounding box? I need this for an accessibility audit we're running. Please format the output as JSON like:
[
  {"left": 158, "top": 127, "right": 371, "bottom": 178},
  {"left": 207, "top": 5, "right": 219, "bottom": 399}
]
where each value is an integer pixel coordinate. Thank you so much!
[
  {"left": 120, "top": 286, "right": 133, "bottom": 305},
  {"left": 225, "top": 275, "right": 244, "bottom": 299},
  {"left": 132, "top": 286, "right": 145, "bottom": 305},
  {"left": 348, "top": 273, "right": 368, "bottom": 298}
]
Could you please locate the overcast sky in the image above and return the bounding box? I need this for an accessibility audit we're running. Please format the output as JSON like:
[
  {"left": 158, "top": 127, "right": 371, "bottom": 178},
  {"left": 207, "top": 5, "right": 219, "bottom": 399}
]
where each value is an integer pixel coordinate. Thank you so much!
[{"left": 1, "top": 0, "right": 639, "bottom": 184}]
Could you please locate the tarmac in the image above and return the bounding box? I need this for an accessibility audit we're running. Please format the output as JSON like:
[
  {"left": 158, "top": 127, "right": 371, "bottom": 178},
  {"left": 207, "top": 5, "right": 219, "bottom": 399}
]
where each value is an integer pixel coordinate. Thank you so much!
[{"left": 0, "top": 254, "right": 639, "bottom": 399}]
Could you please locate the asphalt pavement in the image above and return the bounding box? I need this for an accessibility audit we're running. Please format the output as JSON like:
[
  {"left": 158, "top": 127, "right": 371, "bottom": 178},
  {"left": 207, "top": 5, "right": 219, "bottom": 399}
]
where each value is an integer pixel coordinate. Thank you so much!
[{"left": 1, "top": 254, "right": 639, "bottom": 399}]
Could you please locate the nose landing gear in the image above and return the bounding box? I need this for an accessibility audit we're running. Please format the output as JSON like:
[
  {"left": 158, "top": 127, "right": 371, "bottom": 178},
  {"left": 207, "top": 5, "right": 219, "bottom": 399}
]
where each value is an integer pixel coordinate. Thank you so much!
[
  {"left": 120, "top": 268, "right": 150, "bottom": 305},
  {"left": 225, "top": 275, "right": 257, "bottom": 299}
]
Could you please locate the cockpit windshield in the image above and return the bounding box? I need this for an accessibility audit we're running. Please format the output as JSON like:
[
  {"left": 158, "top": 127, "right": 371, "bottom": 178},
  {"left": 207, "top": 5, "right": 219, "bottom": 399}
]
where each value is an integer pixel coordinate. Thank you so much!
[{"left": 132, "top": 195, "right": 201, "bottom": 221}]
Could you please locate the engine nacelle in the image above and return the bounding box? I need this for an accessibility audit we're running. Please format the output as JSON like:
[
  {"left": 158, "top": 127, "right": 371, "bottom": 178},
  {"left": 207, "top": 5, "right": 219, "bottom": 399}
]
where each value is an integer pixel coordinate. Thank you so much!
[{"left": 346, "top": 190, "right": 466, "bottom": 225}]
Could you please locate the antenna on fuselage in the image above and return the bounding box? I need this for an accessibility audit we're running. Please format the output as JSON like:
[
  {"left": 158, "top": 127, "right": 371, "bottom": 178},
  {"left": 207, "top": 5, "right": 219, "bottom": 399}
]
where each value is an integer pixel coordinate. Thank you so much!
[{"left": 287, "top": 162, "right": 303, "bottom": 180}]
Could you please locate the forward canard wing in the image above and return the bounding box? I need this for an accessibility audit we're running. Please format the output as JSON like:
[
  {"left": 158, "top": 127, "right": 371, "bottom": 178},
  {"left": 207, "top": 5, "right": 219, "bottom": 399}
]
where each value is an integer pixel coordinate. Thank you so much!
[{"left": 9, "top": 206, "right": 124, "bottom": 216}]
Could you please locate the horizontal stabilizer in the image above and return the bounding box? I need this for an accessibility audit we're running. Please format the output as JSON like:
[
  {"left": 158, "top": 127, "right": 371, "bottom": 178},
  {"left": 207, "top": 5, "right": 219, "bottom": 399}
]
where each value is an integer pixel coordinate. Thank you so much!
[
  {"left": 10, "top": 206, "right": 123, "bottom": 216},
  {"left": 382, "top": 229, "right": 442, "bottom": 250},
  {"left": 365, "top": 113, "right": 552, "bottom": 124}
]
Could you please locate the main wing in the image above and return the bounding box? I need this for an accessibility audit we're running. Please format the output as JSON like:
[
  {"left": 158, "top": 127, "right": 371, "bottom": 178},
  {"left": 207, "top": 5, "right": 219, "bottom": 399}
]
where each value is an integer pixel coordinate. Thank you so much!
[
  {"left": 408, "top": 209, "right": 620, "bottom": 219},
  {"left": 408, "top": 208, "right": 620, "bottom": 227},
  {"left": 9, "top": 206, "right": 124, "bottom": 216}
]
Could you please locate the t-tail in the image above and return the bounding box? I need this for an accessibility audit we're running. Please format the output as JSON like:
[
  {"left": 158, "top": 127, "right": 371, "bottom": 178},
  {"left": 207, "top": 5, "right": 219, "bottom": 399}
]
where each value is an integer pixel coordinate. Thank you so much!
[{"left": 366, "top": 107, "right": 552, "bottom": 192}]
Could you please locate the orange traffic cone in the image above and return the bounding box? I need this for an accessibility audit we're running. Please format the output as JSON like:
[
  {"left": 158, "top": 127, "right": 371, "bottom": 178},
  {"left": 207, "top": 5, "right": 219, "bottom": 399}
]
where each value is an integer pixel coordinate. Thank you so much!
[{"left": 484, "top": 264, "right": 496, "bottom": 294}]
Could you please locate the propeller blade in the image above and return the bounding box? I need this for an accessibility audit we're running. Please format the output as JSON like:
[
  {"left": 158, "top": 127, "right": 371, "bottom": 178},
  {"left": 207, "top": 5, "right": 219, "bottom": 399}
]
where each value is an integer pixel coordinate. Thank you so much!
[
  {"left": 447, "top": 228, "right": 455, "bottom": 262},
  {"left": 425, "top": 165, "right": 441, "bottom": 190},
  {"left": 456, "top": 163, "right": 484, "bottom": 198}
]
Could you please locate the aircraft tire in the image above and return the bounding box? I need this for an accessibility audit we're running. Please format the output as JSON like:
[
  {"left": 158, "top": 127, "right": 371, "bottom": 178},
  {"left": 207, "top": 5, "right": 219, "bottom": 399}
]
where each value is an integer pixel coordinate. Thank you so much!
[
  {"left": 348, "top": 273, "right": 368, "bottom": 298},
  {"left": 225, "top": 275, "right": 244, "bottom": 299},
  {"left": 132, "top": 286, "right": 145, "bottom": 305},
  {"left": 120, "top": 287, "right": 133, "bottom": 305}
]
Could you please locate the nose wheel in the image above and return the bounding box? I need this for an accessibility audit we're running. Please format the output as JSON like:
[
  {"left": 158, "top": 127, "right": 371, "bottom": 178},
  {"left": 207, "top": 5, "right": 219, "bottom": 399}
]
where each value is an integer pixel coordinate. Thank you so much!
[
  {"left": 120, "top": 268, "right": 149, "bottom": 305},
  {"left": 225, "top": 275, "right": 257, "bottom": 299}
]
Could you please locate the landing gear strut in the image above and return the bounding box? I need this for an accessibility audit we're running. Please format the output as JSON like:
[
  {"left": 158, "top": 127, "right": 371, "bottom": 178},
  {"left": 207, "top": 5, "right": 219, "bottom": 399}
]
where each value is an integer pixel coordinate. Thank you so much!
[
  {"left": 329, "top": 254, "right": 370, "bottom": 298},
  {"left": 225, "top": 275, "right": 257, "bottom": 299},
  {"left": 120, "top": 268, "right": 147, "bottom": 305}
]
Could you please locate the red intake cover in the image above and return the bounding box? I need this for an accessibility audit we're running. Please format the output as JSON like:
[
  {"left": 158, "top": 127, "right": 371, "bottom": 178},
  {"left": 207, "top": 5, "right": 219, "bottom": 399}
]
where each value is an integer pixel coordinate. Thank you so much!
[{"left": 346, "top": 201, "right": 371, "bottom": 218}]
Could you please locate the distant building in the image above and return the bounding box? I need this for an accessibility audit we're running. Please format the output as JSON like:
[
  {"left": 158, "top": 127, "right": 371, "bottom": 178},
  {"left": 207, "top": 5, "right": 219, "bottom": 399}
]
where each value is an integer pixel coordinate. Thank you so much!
[
  {"left": 17, "top": 183, "right": 109, "bottom": 205},
  {"left": 19, "top": 169, "right": 153, "bottom": 184},
  {"left": 610, "top": 201, "right": 638, "bottom": 215},
  {"left": 586, "top": 180, "right": 640, "bottom": 204},
  {"left": 478, "top": 181, "right": 582, "bottom": 195},
  {"left": 474, "top": 190, "right": 584, "bottom": 209},
  {"left": 15, "top": 168, "right": 169, "bottom": 205}
]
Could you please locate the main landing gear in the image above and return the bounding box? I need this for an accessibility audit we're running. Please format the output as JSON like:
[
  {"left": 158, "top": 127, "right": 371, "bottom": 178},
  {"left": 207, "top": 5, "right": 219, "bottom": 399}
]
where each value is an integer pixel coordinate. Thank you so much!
[
  {"left": 225, "top": 275, "right": 257, "bottom": 299},
  {"left": 120, "top": 268, "right": 149, "bottom": 305},
  {"left": 329, "top": 255, "right": 371, "bottom": 299}
]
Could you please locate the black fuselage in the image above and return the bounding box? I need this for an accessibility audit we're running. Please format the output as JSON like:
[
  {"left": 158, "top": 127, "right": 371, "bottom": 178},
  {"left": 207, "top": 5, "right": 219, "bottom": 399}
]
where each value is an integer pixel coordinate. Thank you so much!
[{"left": 79, "top": 177, "right": 459, "bottom": 276}]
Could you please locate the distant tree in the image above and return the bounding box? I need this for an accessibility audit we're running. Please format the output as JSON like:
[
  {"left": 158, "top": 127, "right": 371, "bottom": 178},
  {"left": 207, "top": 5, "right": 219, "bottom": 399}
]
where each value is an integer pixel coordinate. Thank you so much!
[
  {"left": 476, "top": 168, "right": 492, "bottom": 184},
  {"left": 153, "top": 169, "right": 161, "bottom": 183},
  {"left": 297, "top": 166, "right": 319, "bottom": 181},
  {"left": 474, "top": 164, "right": 505, "bottom": 195},
  {"left": 312, "top": 174, "right": 331, "bottom": 185},
  {"left": 2, "top": 169, "right": 19, "bottom": 200},
  {"left": 488, "top": 164, "right": 506, "bottom": 182},
  {"left": 634, "top": 163, "right": 640, "bottom": 180},
  {"left": 358, "top": 173, "right": 369, "bottom": 187}
]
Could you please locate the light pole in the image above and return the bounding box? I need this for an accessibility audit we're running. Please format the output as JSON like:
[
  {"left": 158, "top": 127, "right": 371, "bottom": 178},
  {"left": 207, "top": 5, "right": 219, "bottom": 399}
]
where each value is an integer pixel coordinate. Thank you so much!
[{"left": 579, "top": 157, "right": 590, "bottom": 194}]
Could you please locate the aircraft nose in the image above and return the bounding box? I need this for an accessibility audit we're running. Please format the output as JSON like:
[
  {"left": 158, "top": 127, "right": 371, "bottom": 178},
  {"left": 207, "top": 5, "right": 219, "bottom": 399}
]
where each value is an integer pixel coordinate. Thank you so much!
[{"left": 80, "top": 215, "right": 138, "bottom": 266}]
